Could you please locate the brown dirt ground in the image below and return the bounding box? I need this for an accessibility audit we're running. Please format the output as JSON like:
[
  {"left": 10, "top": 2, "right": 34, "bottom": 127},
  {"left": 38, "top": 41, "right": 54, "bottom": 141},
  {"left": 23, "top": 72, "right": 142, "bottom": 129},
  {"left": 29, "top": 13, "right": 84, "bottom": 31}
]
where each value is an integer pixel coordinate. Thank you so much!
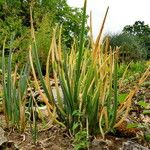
[
  {"left": 0, "top": 112, "right": 150, "bottom": 150},
  {"left": 0, "top": 114, "right": 73, "bottom": 150}
]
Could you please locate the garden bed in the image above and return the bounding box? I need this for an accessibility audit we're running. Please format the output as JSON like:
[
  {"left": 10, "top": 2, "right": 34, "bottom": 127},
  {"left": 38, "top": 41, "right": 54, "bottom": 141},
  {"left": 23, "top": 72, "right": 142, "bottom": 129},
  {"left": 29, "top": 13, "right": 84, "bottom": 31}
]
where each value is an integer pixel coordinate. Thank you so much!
[{"left": 0, "top": 77, "right": 150, "bottom": 150}]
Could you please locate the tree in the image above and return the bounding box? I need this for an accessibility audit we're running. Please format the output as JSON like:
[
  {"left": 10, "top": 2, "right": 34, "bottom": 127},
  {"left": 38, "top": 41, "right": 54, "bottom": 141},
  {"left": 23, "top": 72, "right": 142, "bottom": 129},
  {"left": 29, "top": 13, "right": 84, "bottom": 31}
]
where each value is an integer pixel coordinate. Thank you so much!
[
  {"left": 0, "top": 0, "right": 30, "bottom": 50},
  {"left": 123, "top": 21, "right": 150, "bottom": 59},
  {"left": 0, "top": 0, "right": 88, "bottom": 49},
  {"left": 0, "top": 0, "right": 88, "bottom": 70},
  {"left": 107, "top": 33, "right": 146, "bottom": 62}
]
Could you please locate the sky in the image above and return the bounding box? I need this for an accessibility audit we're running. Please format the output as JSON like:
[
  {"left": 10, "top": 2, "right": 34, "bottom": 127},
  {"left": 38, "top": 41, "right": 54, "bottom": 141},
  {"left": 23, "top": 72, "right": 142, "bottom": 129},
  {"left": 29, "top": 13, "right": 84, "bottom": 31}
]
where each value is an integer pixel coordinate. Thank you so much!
[{"left": 67, "top": 0, "right": 150, "bottom": 38}]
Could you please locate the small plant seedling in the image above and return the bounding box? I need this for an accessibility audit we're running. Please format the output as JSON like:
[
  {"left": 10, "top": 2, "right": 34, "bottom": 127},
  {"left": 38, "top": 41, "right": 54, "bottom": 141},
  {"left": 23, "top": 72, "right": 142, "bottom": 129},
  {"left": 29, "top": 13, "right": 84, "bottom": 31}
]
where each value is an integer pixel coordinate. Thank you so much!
[{"left": 73, "top": 129, "right": 89, "bottom": 150}]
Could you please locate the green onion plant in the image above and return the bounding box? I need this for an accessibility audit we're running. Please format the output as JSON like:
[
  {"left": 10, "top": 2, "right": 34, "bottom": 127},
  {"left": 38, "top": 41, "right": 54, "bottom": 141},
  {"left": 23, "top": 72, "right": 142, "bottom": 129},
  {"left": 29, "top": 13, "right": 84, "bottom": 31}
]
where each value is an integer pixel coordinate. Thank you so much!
[
  {"left": 2, "top": 36, "right": 29, "bottom": 132},
  {"left": 29, "top": 0, "right": 150, "bottom": 139}
]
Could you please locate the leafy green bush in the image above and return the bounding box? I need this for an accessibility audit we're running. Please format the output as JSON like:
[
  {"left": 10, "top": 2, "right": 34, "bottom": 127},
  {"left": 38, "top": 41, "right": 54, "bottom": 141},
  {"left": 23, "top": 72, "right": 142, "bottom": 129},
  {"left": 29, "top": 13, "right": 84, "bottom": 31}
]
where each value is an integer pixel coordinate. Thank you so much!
[
  {"left": 73, "top": 129, "right": 88, "bottom": 150},
  {"left": 129, "top": 61, "right": 146, "bottom": 74},
  {"left": 118, "top": 61, "right": 147, "bottom": 79}
]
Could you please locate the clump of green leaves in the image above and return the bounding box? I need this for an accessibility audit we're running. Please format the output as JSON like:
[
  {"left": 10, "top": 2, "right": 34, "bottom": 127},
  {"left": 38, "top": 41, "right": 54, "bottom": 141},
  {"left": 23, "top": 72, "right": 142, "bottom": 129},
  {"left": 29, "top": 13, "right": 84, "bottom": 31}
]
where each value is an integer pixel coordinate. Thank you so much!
[
  {"left": 73, "top": 129, "right": 88, "bottom": 150},
  {"left": 30, "top": 0, "right": 128, "bottom": 138},
  {"left": 29, "top": 0, "right": 150, "bottom": 145},
  {"left": 2, "top": 37, "right": 29, "bottom": 132}
]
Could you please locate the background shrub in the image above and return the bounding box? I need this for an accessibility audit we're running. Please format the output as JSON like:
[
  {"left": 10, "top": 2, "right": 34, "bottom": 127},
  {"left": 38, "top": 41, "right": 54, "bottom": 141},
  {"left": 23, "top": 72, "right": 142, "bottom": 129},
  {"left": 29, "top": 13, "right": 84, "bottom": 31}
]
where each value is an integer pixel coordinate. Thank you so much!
[{"left": 107, "top": 33, "right": 147, "bottom": 62}]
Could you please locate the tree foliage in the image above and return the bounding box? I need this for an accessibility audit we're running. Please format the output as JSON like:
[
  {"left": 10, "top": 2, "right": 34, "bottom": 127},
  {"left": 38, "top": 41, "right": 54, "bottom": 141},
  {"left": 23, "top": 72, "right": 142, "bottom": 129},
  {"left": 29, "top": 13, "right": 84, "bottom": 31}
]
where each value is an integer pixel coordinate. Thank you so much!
[
  {"left": 108, "top": 33, "right": 146, "bottom": 62},
  {"left": 106, "top": 21, "right": 150, "bottom": 62},
  {"left": 123, "top": 21, "right": 150, "bottom": 59},
  {"left": 0, "top": 0, "right": 88, "bottom": 69},
  {"left": 0, "top": 0, "right": 88, "bottom": 48}
]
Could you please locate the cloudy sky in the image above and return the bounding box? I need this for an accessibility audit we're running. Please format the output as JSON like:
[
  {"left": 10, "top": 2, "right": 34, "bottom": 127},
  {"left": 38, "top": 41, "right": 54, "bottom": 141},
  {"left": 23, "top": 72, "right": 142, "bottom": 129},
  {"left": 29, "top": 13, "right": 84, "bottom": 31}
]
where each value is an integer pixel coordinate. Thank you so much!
[{"left": 67, "top": 0, "right": 150, "bottom": 38}]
